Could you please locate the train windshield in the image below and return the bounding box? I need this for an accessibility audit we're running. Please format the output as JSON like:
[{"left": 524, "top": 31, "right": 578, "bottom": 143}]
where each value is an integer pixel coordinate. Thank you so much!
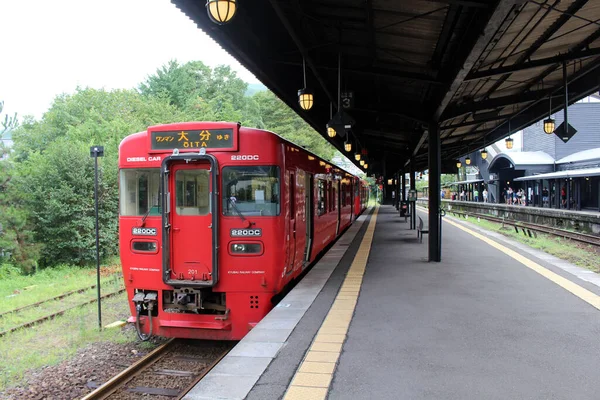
[
  {"left": 222, "top": 166, "right": 280, "bottom": 216},
  {"left": 120, "top": 169, "right": 161, "bottom": 216}
]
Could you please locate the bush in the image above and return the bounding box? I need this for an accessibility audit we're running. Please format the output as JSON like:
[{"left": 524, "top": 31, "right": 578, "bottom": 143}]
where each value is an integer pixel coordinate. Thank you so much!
[{"left": 0, "top": 263, "right": 21, "bottom": 279}]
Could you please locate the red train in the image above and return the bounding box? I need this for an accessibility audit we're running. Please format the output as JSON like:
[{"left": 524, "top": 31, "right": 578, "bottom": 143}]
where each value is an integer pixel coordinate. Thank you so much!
[{"left": 118, "top": 122, "right": 368, "bottom": 340}]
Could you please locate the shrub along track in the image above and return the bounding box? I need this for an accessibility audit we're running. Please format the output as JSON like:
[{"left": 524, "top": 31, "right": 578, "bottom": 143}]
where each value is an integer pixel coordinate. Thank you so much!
[{"left": 81, "top": 338, "right": 233, "bottom": 400}]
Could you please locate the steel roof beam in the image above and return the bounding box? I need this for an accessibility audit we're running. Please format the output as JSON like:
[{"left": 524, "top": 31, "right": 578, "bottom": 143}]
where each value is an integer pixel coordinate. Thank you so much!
[
  {"left": 449, "top": 61, "right": 600, "bottom": 159},
  {"left": 441, "top": 113, "right": 517, "bottom": 129},
  {"left": 465, "top": 47, "right": 600, "bottom": 81},
  {"left": 351, "top": 107, "right": 429, "bottom": 125},
  {"left": 445, "top": 91, "right": 563, "bottom": 118},
  {"left": 268, "top": 0, "right": 337, "bottom": 107},
  {"left": 466, "top": 0, "right": 589, "bottom": 106},
  {"left": 422, "top": 0, "right": 491, "bottom": 8},
  {"left": 430, "top": 5, "right": 462, "bottom": 70},
  {"left": 433, "top": 0, "right": 516, "bottom": 122}
]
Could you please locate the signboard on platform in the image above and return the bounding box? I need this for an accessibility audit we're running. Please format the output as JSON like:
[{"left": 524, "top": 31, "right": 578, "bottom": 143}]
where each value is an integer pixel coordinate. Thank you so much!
[{"left": 408, "top": 189, "right": 417, "bottom": 201}]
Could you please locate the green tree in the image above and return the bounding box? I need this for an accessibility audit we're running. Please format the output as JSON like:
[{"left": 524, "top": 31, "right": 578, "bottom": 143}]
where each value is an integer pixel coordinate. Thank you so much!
[
  {"left": 9, "top": 88, "right": 185, "bottom": 268},
  {"left": 253, "top": 91, "right": 335, "bottom": 160},
  {"left": 14, "top": 140, "right": 117, "bottom": 266}
]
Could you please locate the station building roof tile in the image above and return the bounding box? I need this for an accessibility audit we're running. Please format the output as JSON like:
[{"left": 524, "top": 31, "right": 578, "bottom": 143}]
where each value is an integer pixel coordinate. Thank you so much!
[
  {"left": 556, "top": 148, "right": 600, "bottom": 164},
  {"left": 514, "top": 167, "right": 600, "bottom": 181}
]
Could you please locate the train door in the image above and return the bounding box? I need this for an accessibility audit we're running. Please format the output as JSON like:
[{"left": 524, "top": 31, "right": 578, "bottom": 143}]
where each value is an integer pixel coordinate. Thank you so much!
[
  {"left": 350, "top": 180, "right": 354, "bottom": 221},
  {"left": 304, "top": 173, "right": 314, "bottom": 263},
  {"left": 162, "top": 155, "right": 218, "bottom": 287},
  {"left": 293, "top": 170, "right": 307, "bottom": 271},
  {"left": 286, "top": 170, "right": 297, "bottom": 273}
]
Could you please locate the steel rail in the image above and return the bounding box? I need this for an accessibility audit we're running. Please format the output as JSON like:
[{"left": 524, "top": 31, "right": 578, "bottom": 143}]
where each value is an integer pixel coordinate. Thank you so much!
[
  {"left": 1, "top": 283, "right": 102, "bottom": 319},
  {"left": 80, "top": 338, "right": 177, "bottom": 400},
  {"left": 0, "top": 288, "right": 126, "bottom": 338},
  {"left": 448, "top": 210, "right": 600, "bottom": 247},
  {"left": 175, "top": 348, "right": 231, "bottom": 400},
  {"left": 0, "top": 274, "right": 121, "bottom": 319}
]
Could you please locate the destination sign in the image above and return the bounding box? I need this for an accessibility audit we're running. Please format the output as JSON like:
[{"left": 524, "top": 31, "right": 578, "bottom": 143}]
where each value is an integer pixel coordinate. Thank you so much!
[{"left": 150, "top": 128, "right": 236, "bottom": 151}]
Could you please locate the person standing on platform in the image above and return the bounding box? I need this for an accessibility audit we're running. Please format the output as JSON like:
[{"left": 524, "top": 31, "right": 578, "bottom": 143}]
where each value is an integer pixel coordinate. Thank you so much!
[
  {"left": 542, "top": 187, "right": 549, "bottom": 207},
  {"left": 474, "top": 188, "right": 479, "bottom": 202},
  {"left": 561, "top": 186, "right": 567, "bottom": 208},
  {"left": 507, "top": 187, "right": 513, "bottom": 205},
  {"left": 483, "top": 188, "right": 488, "bottom": 203}
]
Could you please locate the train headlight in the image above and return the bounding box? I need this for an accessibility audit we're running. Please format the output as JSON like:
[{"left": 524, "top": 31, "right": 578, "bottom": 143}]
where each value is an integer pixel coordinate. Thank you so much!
[
  {"left": 230, "top": 243, "right": 262, "bottom": 255},
  {"left": 233, "top": 244, "right": 246, "bottom": 252}
]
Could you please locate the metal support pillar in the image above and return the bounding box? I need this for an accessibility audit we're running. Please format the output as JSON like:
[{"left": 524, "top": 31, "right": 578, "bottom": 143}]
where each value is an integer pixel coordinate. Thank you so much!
[
  {"left": 428, "top": 123, "right": 441, "bottom": 262},
  {"left": 401, "top": 171, "right": 406, "bottom": 202},
  {"left": 567, "top": 179, "right": 571, "bottom": 210},
  {"left": 410, "top": 158, "right": 416, "bottom": 230}
]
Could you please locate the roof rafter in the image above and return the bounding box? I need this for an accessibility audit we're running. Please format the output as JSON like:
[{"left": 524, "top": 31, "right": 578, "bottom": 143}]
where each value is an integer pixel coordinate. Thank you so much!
[{"left": 433, "top": 0, "right": 516, "bottom": 121}]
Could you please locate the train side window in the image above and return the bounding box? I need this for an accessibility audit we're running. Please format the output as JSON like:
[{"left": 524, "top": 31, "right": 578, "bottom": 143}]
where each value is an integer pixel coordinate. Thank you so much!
[
  {"left": 119, "top": 169, "right": 161, "bottom": 216},
  {"left": 317, "top": 179, "right": 326, "bottom": 216},
  {"left": 222, "top": 166, "right": 280, "bottom": 216}
]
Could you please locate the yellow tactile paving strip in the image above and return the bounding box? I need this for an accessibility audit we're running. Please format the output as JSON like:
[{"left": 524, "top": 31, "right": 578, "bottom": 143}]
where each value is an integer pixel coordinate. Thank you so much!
[
  {"left": 283, "top": 206, "right": 379, "bottom": 400},
  {"left": 444, "top": 217, "right": 600, "bottom": 310}
]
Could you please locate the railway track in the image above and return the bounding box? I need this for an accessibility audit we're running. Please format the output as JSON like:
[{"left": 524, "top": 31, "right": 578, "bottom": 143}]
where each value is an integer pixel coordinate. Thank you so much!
[
  {"left": 1, "top": 283, "right": 105, "bottom": 319},
  {"left": 447, "top": 209, "right": 600, "bottom": 247},
  {"left": 0, "top": 288, "right": 126, "bottom": 338},
  {"left": 81, "top": 338, "right": 233, "bottom": 400}
]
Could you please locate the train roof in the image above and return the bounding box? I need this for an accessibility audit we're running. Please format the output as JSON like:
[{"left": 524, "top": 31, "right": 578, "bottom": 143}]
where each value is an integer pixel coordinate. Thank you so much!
[{"left": 120, "top": 122, "right": 366, "bottom": 181}]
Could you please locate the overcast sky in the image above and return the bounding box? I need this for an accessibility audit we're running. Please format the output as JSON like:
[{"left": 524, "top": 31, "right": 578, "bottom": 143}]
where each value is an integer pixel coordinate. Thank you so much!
[{"left": 0, "top": 0, "right": 259, "bottom": 120}]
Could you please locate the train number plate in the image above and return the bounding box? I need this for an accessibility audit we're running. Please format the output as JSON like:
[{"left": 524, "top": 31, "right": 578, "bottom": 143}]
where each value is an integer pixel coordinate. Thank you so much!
[
  {"left": 132, "top": 227, "right": 158, "bottom": 236},
  {"left": 230, "top": 228, "right": 262, "bottom": 237}
]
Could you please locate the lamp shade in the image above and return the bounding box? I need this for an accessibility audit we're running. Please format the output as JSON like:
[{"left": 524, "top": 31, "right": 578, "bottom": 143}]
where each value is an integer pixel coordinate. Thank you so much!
[
  {"left": 360, "top": 159, "right": 365, "bottom": 166},
  {"left": 298, "top": 88, "right": 314, "bottom": 110},
  {"left": 456, "top": 161, "right": 462, "bottom": 168},
  {"left": 327, "top": 125, "right": 336, "bottom": 138},
  {"left": 465, "top": 156, "right": 471, "bottom": 165},
  {"left": 481, "top": 149, "right": 488, "bottom": 160},
  {"left": 364, "top": 163, "right": 368, "bottom": 169},
  {"left": 505, "top": 137, "right": 514, "bottom": 149},
  {"left": 543, "top": 117, "right": 555, "bottom": 134},
  {"left": 354, "top": 152, "right": 361, "bottom": 161},
  {"left": 206, "top": 0, "right": 237, "bottom": 24},
  {"left": 344, "top": 141, "right": 352, "bottom": 152}
]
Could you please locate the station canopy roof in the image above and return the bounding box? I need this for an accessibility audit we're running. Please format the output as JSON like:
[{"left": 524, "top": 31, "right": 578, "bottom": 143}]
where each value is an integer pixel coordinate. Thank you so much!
[
  {"left": 556, "top": 147, "right": 600, "bottom": 164},
  {"left": 173, "top": 0, "right": 600, "bottom": 175},
  {"left": 514, "top": 167, "right": 600, "bottom": 181},
  {"left": 488, "top": 151, "right": 556, "bottom": 169},
  {"left": 449, "top": 178, "right": 485, "bottom": 185}
]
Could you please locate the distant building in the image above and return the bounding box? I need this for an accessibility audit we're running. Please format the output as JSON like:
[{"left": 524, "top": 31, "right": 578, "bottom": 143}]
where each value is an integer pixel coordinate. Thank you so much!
[{"left": 457, "top": 102, "right": 600, "bottom": 211}]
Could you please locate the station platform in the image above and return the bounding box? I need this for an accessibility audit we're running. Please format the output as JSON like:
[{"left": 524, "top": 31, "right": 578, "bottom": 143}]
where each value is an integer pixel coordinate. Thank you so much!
[{"left": 184, "top": 205, "right": 600, "bottom": 400}]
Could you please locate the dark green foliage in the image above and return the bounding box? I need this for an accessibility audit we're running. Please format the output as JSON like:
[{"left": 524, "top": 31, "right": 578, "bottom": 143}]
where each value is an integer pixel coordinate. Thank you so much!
[
  {"left": 252, "top": 91, "right": 335, "bottom": 160},
  {"left": 2, "top": 61, "right": 341, "bottom": 272},
  {"left": 15, "top": 140, "right": 118, "bottom": 266}
]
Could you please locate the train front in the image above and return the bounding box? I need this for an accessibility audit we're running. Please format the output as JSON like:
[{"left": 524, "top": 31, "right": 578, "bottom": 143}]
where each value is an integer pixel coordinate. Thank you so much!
[{"left": 118, "top": 122, "right": 284, "bottom": 340}]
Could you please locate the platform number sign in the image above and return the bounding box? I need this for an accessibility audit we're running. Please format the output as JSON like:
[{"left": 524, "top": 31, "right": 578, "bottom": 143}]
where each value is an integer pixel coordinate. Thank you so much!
[{"left": 341, "top": 91, "right": 354, "bottom": 109}]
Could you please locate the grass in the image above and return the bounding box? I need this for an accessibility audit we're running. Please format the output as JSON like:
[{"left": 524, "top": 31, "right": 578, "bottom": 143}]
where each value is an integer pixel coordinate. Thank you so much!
[
  {"left": 0, "top": 290, "right": 136, "bottom": 390},
  {"left": 0, "top": 264, "right": 121, "bottom": 314},
  {"left": 417, "top": 204, "right": 599, "bottom": 271},
  {"left": 0, "top": 275, "right": 124, "bottom": 333},
  {"left": 0, "top": 262, "right": 151, "bottom": 391},
  {"left": 462, "top": 216, "right": 600, "bottom": 272}
]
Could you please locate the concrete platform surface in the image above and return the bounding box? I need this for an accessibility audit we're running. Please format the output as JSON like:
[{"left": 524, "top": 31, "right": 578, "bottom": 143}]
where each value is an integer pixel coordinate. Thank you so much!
[{"left": 185, "top": 205, "right": 600, "bottom": 399}]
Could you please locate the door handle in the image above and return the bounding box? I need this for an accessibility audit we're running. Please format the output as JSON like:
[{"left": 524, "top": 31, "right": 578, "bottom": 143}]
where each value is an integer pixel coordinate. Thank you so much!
[{"left": 173, "top": 227, "right": 181, "bottom": 232}]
